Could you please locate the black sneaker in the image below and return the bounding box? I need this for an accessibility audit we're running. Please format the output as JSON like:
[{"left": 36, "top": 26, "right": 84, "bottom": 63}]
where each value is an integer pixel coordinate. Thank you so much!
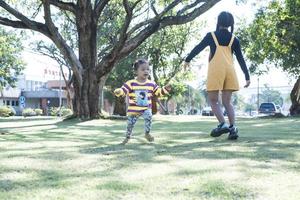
[
  {"left": 228, "top": 126, "right": 239, "bottom": 140},
  {"left": 210, "top": 122, "right": 230, "bottom": 137}
]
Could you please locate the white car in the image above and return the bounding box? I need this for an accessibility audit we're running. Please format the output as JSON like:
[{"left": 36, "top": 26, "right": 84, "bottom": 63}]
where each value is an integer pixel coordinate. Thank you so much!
[{"left": 202, "top": 107, "right": 214, "bottom": 116}]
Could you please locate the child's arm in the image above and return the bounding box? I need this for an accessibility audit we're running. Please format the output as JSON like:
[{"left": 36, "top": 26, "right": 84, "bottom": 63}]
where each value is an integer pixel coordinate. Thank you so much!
[
  {"left": 153, "top": 84, "right": 171, "bottom": 97},
  {"left": 114, "top": 81, "right": 132, "bottom": 97}
]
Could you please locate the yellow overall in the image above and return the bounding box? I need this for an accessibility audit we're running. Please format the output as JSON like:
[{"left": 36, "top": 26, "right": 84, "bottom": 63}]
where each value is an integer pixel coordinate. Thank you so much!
[{"left": 207, "top": 32, "right": 239, "bottom": 91}]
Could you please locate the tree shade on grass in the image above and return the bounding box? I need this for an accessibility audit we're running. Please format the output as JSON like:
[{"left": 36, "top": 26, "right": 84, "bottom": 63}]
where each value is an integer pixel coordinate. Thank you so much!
[{"left": 0, "top": 116, "right": 299, "bottom": 200}]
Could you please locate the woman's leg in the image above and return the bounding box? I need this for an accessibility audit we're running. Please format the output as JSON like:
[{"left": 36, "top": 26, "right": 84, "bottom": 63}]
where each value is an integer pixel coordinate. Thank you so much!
[
  {"left": 208, "top": 91, "right": 225, "bottom": 123},
  {"left": 222, "top": 90, "right": 239, "bottom": 140},
  {"left": 222, "top": 90, "right": 235, "bottom": 126}
]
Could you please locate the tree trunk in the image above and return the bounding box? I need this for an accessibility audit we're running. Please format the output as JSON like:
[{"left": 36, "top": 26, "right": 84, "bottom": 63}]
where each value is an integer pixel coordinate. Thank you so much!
[
  {"left": 160, "top": 98, "right": 170, "bottom": 115},
  {"left": 113, "top": 97, "right": 127, "bottom": 116},
  {"left": 71, "top": 1, "right": 100, "bottom": 119},
  {"left": 71, "top": 68, "right": 102, "bottom": 119},
  {"left": 98, "top": 75, "right": 108, "bottom": 112},
  {"left": 289, "top": 77, "right": 300, "bottom": 116},
  {"left": 66, "top": 87, "right": 73, "bottom": 110}
]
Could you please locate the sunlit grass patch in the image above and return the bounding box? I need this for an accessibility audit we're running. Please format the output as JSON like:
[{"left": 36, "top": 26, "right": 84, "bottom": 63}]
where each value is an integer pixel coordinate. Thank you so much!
[{"left": 0, "top": 116, "right": 299, "bottom": 200}]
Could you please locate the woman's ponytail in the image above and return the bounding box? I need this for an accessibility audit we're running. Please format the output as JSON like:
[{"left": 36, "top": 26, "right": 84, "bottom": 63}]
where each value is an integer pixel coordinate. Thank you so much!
[
  {"left": 216, "top": 24, "right": 220, "bottom": 32},
  {"left": 229, "top": 13, "right": 234, "bottom": 33}
]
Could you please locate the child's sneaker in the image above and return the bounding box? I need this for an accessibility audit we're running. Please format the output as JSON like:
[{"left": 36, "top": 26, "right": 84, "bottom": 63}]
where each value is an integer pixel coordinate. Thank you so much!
[
  {"left": 210, "top": 122, "right": 230, "bottom": 137},
  {"left": 228, "top": 126, "right": 239, "bottom": 140},
  {"left": 145, "top": 133, "right": 154, "bottom": 142},
  {"left": 121, "top": 137, "right": 130, "bottom": 145}
]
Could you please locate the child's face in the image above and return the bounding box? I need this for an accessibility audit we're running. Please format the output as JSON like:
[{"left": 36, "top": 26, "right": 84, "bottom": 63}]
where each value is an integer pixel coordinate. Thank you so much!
[{"left": 136, "top": 63, "right": 150, "bottom": 80}]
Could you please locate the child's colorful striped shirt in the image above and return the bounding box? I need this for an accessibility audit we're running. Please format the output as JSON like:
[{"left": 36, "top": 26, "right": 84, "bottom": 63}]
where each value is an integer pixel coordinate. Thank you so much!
[{"left": 115, "top": 79, "right": 169, "bottom": 116}]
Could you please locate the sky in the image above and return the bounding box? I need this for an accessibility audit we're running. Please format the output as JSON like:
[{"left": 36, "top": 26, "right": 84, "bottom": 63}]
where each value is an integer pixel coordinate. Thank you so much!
[{"left": 22, "top": 0, "right": 295, "bottom": 101}]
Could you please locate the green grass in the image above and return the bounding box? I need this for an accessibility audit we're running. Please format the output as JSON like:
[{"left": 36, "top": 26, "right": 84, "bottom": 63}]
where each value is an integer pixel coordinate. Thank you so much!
[{"left": 0, "top": 115, "right": 299, "bottom": 200}]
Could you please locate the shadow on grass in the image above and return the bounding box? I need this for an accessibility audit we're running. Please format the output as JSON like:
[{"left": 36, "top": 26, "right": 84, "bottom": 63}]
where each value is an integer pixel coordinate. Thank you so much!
[
  {"left": 79, "top": 136, "right": 299, "bottom": 171},
  {"left": 0, "top": 168, "right": 69, "bottom": 192},
  {"left": 1, "top": 117, "right": 300, "bottom": 173},
  {"left": 0, "top": 117, "right": 299, "bottom": 198},
  {"left": 2, "top": 117, "right": 299, "bottom": 165}
]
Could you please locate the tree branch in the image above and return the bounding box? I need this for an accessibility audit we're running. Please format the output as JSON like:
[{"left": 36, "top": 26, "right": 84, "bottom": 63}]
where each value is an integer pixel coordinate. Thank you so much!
[
  {"left": 160, "top": 0, "right": 221, "bottom": 28},
  {"left": 94, "top": 0, "right": 110, "bottom": 21},
  {"left": 42, "top": 0, "right": 83, "bottom": 85},
  {"left": 127, "top": 18, "right": 155, "bottom": 36},
  {"left": 120, "top": 0, "right": 221, "bottom": 62},
  {"left": 49, "top": 0, "right": 77, "bottom": 13},
  {"left": 117, "top": 0, "right": 134, "bottom": 47},
  {"left": 95, "top": 0, "right": 143, "bottom": 76},
  {"left": 127, "top": 0, "right": 189, "bottom": 37},
  {"left": 0, "top": 0, "right": 50, "bottom": 35},
  {"left": 0, "top": 16, "right": 36, "bottom": 29},
  {"left": 150, "top": 1, "right": 158, "bottom": 16},
  {"left": 177, "top": 0, "right": 205, "bottom": 16},
  {"left": 157, "top": 0, "right": 182, "bottom": 18}
]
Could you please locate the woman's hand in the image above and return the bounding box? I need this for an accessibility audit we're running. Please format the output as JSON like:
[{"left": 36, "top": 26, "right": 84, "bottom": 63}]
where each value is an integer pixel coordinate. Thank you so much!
[
  {"left": 244, "top": 80, "right": 251, "bottom": 88},
  {"left": 183, "top": 62, "right": 190, "bottom": 71}
]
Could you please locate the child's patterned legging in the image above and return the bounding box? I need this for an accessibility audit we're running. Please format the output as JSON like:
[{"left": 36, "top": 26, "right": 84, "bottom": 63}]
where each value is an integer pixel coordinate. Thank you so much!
[{"left": 126, "top": 109, "right": 152, "bottom": 138}]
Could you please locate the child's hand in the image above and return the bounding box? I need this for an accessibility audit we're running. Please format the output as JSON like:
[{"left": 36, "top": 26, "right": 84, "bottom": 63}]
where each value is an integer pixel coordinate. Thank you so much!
[
  {"left": 244, "top": 80, "right": 251, "bottom": 88},
  {"left": 114, "top": 88, "right": 122, "bottom": 96},
  {"left": 164, "top": 84, "right": 172, "bottom": 92},
  {"left": 183, "top": 62, "right": 190, "bottom": 71}
]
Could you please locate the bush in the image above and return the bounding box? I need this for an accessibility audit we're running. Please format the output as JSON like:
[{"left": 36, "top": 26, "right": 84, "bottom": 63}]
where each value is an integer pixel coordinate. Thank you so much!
[
  {"left": 0, "top": 106, "right": 12, "bottom": 117},
  {"left": 34, "top": 108, "right": 43, "bottom": 116},
  {"left": 8, "top": 106, "right": 16, "bottom": 116},
  {"left": 22, "top": 108, "right": 36, "bottom": 117},
  {"left": 49, "top": 107, "right": 73, "bottom": 116},
  {"left": 49, "top": 107, "right": 59, "bottom": 116},
  {"left": 61, "top": 107, "right": 73, "bottom": 116}
]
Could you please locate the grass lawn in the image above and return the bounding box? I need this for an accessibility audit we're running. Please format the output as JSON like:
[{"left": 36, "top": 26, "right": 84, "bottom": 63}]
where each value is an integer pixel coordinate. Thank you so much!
[{"left": 0, "top": 115, "right": 299, "bottom": 200}]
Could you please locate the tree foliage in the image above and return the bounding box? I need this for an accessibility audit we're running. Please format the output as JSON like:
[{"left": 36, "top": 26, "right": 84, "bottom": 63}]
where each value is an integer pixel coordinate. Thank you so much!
[
  {"left": 237, "top": 0, "right": 300, "bottom": 76},
  {"left": 237, "top": 0, "right": 300, "bottom": 115},
  {"left": 0, "top": 27, "right": 24, "bottom": 90},
  {"left": 259, "top": 84, "right": 283, "bottom": 106},
  {"left": 106, "top": 23, "right": 199, "bottom": 115}
]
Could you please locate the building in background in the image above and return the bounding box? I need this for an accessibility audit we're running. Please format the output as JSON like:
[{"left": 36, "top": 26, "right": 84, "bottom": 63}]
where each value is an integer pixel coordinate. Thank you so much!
[{"left": 0, "top": 65, "right": 70, "bottom": 115}]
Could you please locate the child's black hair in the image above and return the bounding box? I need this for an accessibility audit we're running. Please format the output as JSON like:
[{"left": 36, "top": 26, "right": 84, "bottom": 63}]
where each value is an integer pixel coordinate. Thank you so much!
[
  {"left": 133, "top": 58, "right": 148, "bottom": 71},
  {"left": 216, "top": 11, "right": 234, "bottom": 33}
]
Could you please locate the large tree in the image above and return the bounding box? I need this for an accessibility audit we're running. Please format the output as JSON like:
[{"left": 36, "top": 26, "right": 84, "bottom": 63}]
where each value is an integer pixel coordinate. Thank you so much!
[
  {"left": 0, "top": 27, "right": 24, "bottom": 91},
  {"left": 106, "top": 23, "right": 198, "bottom": 115},
  {"left": 0, "top": 0, "right": 221, "bottom": 119},
  {"left": 237, "top": 0, "right": 300, "bottom": 115}
]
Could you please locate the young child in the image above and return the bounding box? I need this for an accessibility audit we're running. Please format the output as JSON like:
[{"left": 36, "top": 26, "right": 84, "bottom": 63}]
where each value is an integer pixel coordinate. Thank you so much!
[
  {"left": 114, "top": 59, "right": 171, "bottom": 145},
  {"left": 184, "top": 11, "right": 251, "bottom": 140}
]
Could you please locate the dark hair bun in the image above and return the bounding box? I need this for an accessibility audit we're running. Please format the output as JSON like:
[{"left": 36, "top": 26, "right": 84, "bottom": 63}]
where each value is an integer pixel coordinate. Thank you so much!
[
  {"left": 133, "top": 58, "right": 148, "bottom": 71},
  {"left": 216, "top": 11, "right": 234, "bottom": 33}
]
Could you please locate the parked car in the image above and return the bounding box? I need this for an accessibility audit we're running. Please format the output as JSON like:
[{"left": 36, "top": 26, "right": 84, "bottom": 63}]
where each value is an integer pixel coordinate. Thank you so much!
[
  {"left": 259, "top": 102, "right": 280, "bottom": 115},
  {"left": 202, "top": 107, "right": 214, "bottom": 116}
]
